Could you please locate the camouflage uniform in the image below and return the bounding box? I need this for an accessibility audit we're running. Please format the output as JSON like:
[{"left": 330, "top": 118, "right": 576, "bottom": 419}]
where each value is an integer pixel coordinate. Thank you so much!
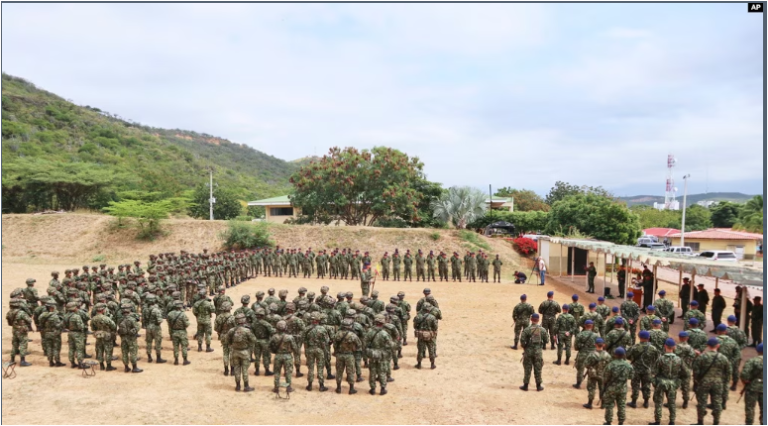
[
  {"left": 39, "top": 303, "right": 65, "bottom": 366},
  {"left": 674, "top": 338, "right": 696, "bottom": 408},
  {"left": 117, "top": 305, "right": 142, "bottom": 372},
  {"left": 6, "top": 299, "right": 33, "bottom": 365},
  {"left": 627, "top": 340, "right": 660, "bottom": 406},
  {"left": 716, "top": 332, "right": 740, "bottom": 407},
  {"left": 413, "top": 306, "right": 438, "bottom": 368},
  {"left": 167, "top": 302, "right": 190, "bottom": 364},
  {"left": 584, "top": 348, "right": 611, "bottom": 406},
  {"left": 520, "top": 318, "right": 549, "bottom": 389},
  {"left": 225, "top": 315, "right": 257, "bottom": 391},
  {"left": 304, "top": 313, "right": 330, "bottom": 390},
  {"left": 653, "top": 348, "right": 686, "bottom": 424},
  {"left": 193, "top": 297, "right": 215, "bottom": 350},
  {"left": 334, "top": 319, "right": 362, "bottom": 394},
  {"left": 553, "top": 308, "right": 576, "bottom": 364},
  {"left": 63, "top": 303, "right": 86, "bottom": 367},
  {"left": 91, "top": 307, "right": 117, "bottom": 370},
  {"left": 214, "top": 303, "right": 236, "bottom": 375},
  {"left": 538, "top": 298, "right": 561, "bottom": 350},
  {"left": 620, "top": 299, "right": 640, "bottom": 345},
  {"left": 693, "top": 348, "right": 731, "bottom": 424},
  {"left": 270, "top": 322, "right": 297, "bottom": 392},
  {"left": 252, "top": 310, "right": 276, "bottom": 375},
  {"left": 512, "top": 299, "right": 534, "bottom": 348},
  {"left": 740, "top": 351, "right": 763, "bottom": 425},
  {"left": 144, "top": 296, "right": 166, "bottom": 362},
  {"left": 366, "top": 317, "right": 394, "bottom": 394},
  {"left": 574, "top": 327, "right": 598, "bottom": 387},
  {"left": 602, "top": 354, "right": 634, "bottom": 425},
  {"left": 654, "top": 297, "right": 675, "bottom": 332}
]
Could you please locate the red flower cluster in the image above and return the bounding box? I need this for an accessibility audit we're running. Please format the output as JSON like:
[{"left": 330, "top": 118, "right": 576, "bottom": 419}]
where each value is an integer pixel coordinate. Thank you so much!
[{"left": 512, "top": 237, "right": 537, "bottom": 256}]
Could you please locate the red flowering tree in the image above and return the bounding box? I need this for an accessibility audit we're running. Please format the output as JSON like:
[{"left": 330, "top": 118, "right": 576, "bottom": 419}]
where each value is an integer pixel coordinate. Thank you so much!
[{"left": 512, "top": 237, "right": 538, "bottom": 256}]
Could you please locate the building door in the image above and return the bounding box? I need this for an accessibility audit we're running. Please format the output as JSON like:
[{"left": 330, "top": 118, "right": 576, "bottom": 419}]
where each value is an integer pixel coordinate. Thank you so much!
[
  {"left": 734, "top": 245, "right": 745, "bottom": 260},
  {"left": 567, "top": 248, "right": 588, "bottom": 275}
]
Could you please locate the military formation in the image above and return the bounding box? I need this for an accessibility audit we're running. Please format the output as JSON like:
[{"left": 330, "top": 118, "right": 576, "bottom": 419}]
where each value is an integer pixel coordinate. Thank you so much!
[
  {"left": 512, "top": 290, "right": 761, "bottom": 425},
  {"left": 5, "top": 248, "right": 445, "bottom": 397}
]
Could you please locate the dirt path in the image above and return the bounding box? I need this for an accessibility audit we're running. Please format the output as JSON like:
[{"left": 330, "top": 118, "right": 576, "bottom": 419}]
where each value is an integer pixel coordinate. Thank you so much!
[{"left": 2, "top": 262, "right": 751, "bottom": 425}]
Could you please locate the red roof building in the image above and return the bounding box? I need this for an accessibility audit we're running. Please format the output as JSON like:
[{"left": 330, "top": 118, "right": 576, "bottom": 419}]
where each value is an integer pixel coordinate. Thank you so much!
[
  {"left": 643, "top": 228, "right": 680, "bottom": 238},
  {"left": 667, "top": 228, "right": 763, "bottom": 240}
]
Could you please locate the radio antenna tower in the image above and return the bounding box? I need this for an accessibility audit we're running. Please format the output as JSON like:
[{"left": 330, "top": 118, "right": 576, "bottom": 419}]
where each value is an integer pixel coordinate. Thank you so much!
[{"left": 664, "top": 154, "right": 679, "bottom": 210}]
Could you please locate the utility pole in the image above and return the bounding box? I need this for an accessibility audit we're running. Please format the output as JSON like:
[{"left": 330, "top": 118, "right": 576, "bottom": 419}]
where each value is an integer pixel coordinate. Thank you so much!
[
  {"left": 680, "top": 174, "right": 690, "bottom": 246},
  {"left": 489, "top": 184, "right": 493, "bottom": 220},
  {"left": 209, "top": 167, "right": 216, "bottom": 221}
]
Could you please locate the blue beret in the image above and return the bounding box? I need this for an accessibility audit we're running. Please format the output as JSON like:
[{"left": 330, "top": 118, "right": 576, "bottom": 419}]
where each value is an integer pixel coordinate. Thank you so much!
[
  {"left": 658, "top": 290, "right": 666, "bottom": 295},
  {"left": 707, "top": 337, "right": 720, "bottom": 347},
  {"left": 679, "top": 331, "right": 689, "bottom": 338},
  {"left": 589, "top": 303, "right": 596, "bottom": 309},
  {"left": 647, "top": 305, "right": 655, "bottom": 311},
  {"left": 716, "top": 324, "right": 727, "bottom": 332},
  {"left": 688, "top": 318, "right": 698, "bottom": 325},
  {"left": 531, "top": 313, "right": 540, "bottom": 320},
  {"left": 521, "top": 294, "right": 527, "bottom": 300},
  {"left": 652, "top": 319, "right": 661, "bottom": 324},
  {"left": 614, "top": 347, "right": 626, "bottom": 356},
  {"left": 547, "top": 291, "right": 554, "bottom": 297},
  {"left": 595, "top": 338, "right": 605, "bottom": 344},
  {"left": 364, "top": 262, "right": 371, "bottom": 266},
  {"left": 727, "top": 315, "right": 737, "bottom": 322},
  {"left": 598, "top": 297, "right": 605, "bottom": 301},
  {"left": 757, "top": 343, "right": 763, "bottom": 353},
  {"left": 690, "top": 300, "right": 698, "bottom": 306},
  {"left": 562, "top": 304, "right": 570, "bottom": 310},
  {"left": 639, "top": 330, "right": 650, "bottom": 339},
  {"left": 665, "top": 338, "right": 676, "bottom": 347},
  {"left": 612, "top": 306, "right": 619, "bottom": 313},
  {"left": 585, "top": 320, "right": 594, "bottom": 325},
  {"left": 627, "top": 292, "right": 634, "bottom": 297},
  {"left": 572, "top": 294, "right": 579, "bottom": 300},
  {"left": 615, "top": 318, "right": 623, "bottom": 325}
]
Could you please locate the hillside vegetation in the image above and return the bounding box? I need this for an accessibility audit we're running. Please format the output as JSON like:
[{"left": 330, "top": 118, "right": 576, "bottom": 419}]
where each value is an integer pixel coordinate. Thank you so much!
[
  {"left": 619, "top": 192, "right": 755, "bottom": 207},
  {"left": 1, "top": 213, "right": 525, "bottom": 274},
  {"left": 1, "top": 73, "right": 296, "bottom": 213}
]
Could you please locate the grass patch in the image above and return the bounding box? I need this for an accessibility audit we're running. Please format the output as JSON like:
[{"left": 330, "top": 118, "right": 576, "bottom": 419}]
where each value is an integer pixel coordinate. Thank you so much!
[
  {"left": 429, "top": 232, "right": 441, "bottom": 241},
  {"left": 92, "top": 254, "right": 106, "bottom": 262},
  {"left": 458, "top": 230, "right": 491, "bottom": 251}
]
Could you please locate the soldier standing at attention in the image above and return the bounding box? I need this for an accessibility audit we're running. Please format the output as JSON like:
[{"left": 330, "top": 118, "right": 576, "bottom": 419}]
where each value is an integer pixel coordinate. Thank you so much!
[
  {"left": 392, "top": 250, "right": 401, "bottom": 282},
  {"left": 620, "top": 292, "right": 640, "bottom": 345},
  {"left": 270, "top": 320, "right": 296, "bottom": 393},
  {"left": 334, "top": 318, "right": 362, "bottom": 394},
  {"left": 648, "top": 319, "right": 668, "bottom": 353},
  {"left": 91, "top": 304, "right": 117, "bottom": 371},
  {"left": 654, "top": 290, "right": 674, "bottom": 331},
  {"left": 451, "top": 252, "right": 462, "bottom": 282},
  {"left": 539, "top": 291, "right": 561, "bottom": 350},
  {"left": 602, "top": 347, "right": 634, "bottom": 426},
  {"left": 570, "top": 294, "right": 585, "bottom": 324},
  {"left": 413, "top": 303, "right": 437, "bottom": 369},
  {"left": 740, "top": 343, "right": 763, "bottom": 425},
  {"left": 674, "top": 331, "right": 695, "bottom": 410},
  {"left": 6, "top": 298, "right": 33, "bottom": 366},
  {"left": 144, "top": 294, "right": 167, "bottom": 364},
  {"left": 367, "top": 315, "right": 394, "bottom": 394},
  {"left": 360, "top": 263, "right": 374, "bottom": 298},
  {"left": 553, "top": 304, "right": 576, "bottom": 365},
  {"left": 649, "top": 338, "right": 686, "bottom": 425},
  {"left": 117, "top": 303, "right": 142, "bottom": 373},
  {"left": 304, "top": 312, "right": 330, "bottom": 392},
  {"left": 226, "top": 313, "right": 257, "bottom": 392},
  {"left": 574, "top": 320, "right": 599, "bottom": 389},
  {"left": 63, "top": 301, "right": 86, "bottom": 368},
  {"left": 627, "top": 330, "right": 660, "bottom": 409},
  {"left": 595, "top": 297, "right": 610, "bottom": 320},
  {"left": 686, "top": 318, "right": 708, "bottom": 352},
  {"left": 693, "top": 338, "right": 731, "bottom": 425},
  {"left": 586, "top": 262, "right": 597, "bottom": 293},
  {"left": 403, "top": 251, "right": 413, "bottom": 282},
  {"left": 582, "top": 337, "right": 611, "bottom": 410},
  {"left": 380, "top": 252, "right": 390, "bottom": 281},
  {"left": 167, "top": 301, "right": 191, "bottom": 365},
  {"left": 415, "top": 250, "right": 425, "bottom": 282},
  {"left": 214, "top": 301, "right": 236, "bottom": 375},
  {"left": 39, "top": 301, "right": 65, "bottom": 367},
  {"left": 397, "top": 292, "right": 411, "bottom": 346},
  {"left": 438, "top": 252, "right": 448, "bottom": 281},
  {"left": 426, "top": 251, "right": 436, "bottom": 282},
  {"left": 511, "top": 295, "right": 534, "bottom": 350},
  {"left": 715, "top": 323, "right": 740, "bottom": 410},
  {"left": 252, "top": 309, "right": 275, "bottom": 376},
  {"left": 492, "top": 254, "right": 503, "bottom": 283},
  {"left": 683, "top": 300, "right": 706, "bottom": 331},
  {"left": 193, "top": 295, "right": 215, "bottom": 353},
  {"left": 519, "top": 313, "right": 548, "bottom": 392}
]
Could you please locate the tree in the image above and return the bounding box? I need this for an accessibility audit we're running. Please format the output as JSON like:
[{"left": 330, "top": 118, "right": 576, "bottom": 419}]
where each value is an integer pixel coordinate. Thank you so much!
[
  {"left": 393, "top": 178, "right": 445, "bottom": 227},
  {"left": 734, "top": 195, "right": 763, "bottom": 233},
  {"left": 468, "top": 210, "right": 549, "bottom": 234},
  {"left": 289, "top": 146, "right": 424, "bottom": 226},
  {"left": 103, "top": 195, "right": 191, "bottom": 240},
  {"left": 430, "top": 186, "right": 487, "bottom": 229},
  {"left": 544, "top": 193, "right": 641, "bottom": 244},
  {"left": 218, "top": 220, "right": 274, "bottom": 249},
  {"left": 494, "top": 187, "right": 549, "bottom": 212},
  {"left": 681, "top": 204, "right": 712, "bottom": 231},
  {"left": 545, "top": 181, "right": 613, "bottom": 206},
  {"left": 710, "top": 202, "right": 742, "bottom": 228},
  {"left": 188, "top": 184, "right": 243, "bottom": 220},
  {"left": 630, "top": 205, "right": 680, "bottom": 230}
]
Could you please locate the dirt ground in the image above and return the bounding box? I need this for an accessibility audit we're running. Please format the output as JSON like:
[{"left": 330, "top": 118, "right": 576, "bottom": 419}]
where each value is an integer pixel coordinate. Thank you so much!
[{"left": 2, "top": 262, "right": 753, "bottom": 425}]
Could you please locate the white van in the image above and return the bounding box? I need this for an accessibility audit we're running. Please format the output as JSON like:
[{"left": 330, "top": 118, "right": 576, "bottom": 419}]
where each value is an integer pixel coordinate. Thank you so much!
[
  {"left": 697, "top": 250, "right": 738, "bottom": 262},
  {"left": 666, "top": 246, "right": 694, "bottom": 256}
]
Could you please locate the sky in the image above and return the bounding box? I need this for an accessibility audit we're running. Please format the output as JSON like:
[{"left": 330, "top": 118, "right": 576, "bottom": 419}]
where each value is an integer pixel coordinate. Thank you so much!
[{"left": 1, "top": 3, "right": 764, "bottom": 197}]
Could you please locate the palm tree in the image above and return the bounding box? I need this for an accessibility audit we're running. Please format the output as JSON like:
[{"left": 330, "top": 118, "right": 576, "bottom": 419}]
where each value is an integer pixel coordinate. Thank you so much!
[
  {"left": 430, "top": 186, "right": 488, "bottom": 229},
  {"left": 735, "top": 195, "right": 763, "bottom": 233}
]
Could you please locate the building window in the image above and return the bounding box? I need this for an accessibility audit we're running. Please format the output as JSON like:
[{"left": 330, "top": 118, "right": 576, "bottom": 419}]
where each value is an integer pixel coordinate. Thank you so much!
[
  {"left": 683, "top": 242, "right": 700, "bottom": 252},
  {"left": 270, "top": 207, "right": 294, "bottom": 216}
]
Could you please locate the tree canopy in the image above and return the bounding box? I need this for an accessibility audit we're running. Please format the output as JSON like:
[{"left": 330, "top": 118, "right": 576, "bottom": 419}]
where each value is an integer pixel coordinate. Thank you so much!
[
  {"left": 431, "top": 186, "right": 487, "bottom": 229},
  {"left": 544, "top": 181, "right": 612, "bottom": 206},
  {"left": 494, "top": 187, "right": 549, "bottom": 212},
  {"left": 289, "top": 146, "right": 424, "bottom": 226},
  {"left": 734, "top": 195, "right": 763, "bottom": 233},
  {"left": 188, "top": 183, "right": 243, "bottom": 220},
  {"left": 709, "top": 201, "right": 742, "bottom": 228},
  {"left": 545, "top": 193, "right": 641, "bottom": 244}
]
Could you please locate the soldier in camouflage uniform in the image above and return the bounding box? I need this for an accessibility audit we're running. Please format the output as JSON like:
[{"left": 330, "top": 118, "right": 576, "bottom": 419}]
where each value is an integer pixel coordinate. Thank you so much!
[
  {"left": 304, "top": 312, "right": 330, "bottom": 391},
  {"left": 648, "top": 319, "right": 668, "bottom": 352},
  {"left": 602, "top": 347, "right": 634, "bottom": 425},
  {"left": 693, "top": 338, "right": 731, "bottom": 425},
  {"left": 213, "top": 286, "right": 233, "bottom": 316},
  {"left": 583, "top": 337, "right": 611, "bottom": 409},
  {"left": 639, "top": 305, "right": 660, "bottom": 331},
  {"left": 683, "top": 300, "right": 706, "bottom": 331},
  {"left": 39, "top": 301, "right": 66, "bottom": 367},
  {"left": 595, "top": 297, "right": 610, "bottom": 320},
  {"left": 396, "top": 292, "right": 411, "bottom": 346},
  {"left": 620, "top": 293, "right": 640, "bottom": 345},
  {"left": 413, "top": 303, "right": 438, "bottom": 370},
  {"left": 569, "top": 294, "right": 585, "bottom": 325},
  {"left": 603, "top": 307, "right": 622, "bottom": 336},
  {"left": 553, "top": 304, "right": 576, "bottom": 365},
  {"left": 654, "top": 290, "right": 674, "bottom": 331},
  {"left": 270, "top": 320, "right": 296, "bottom": 393},
  {"left": 334, "top": 318, "right": 362, "bottom": 394},
  {"left": 167, "top": 301, "right": 191, "bottom": 365},
  {"left": 740, "top": 343, "right": 763, "bottom": 425},
  {"left": 385, "top": 303, "right": 403, "bottom": 371},
  {"left": 252, "top": 308, "right": 275, "bottom": 376},
  {"left": 581, "top": 303, "right": 605, "bottom": 337},
  {"left": 714, "top": 323, "right": 740, "bottom": 410},
  {"left": 627, "top": 330, "right": 660, "bottom": 409},
  {"left": 574, "top": 320, "right": 599, "bottom": 389},
  {"left": 686, "top": 318, "right": 708, "bottom": 352},
  {"left": 214, "top": 301, "right": 236, "bottom": 375},
  {"left": 673, "top": 331, "right": 695, "bottom": 409},
  {"left": 144, "top": 294, "right": 167, "bottom": 364},
  {"left": 63, "top": 301, "right": 86, "bottom": 368},
  {"left": 539, "top": 291, "right": 561, "bottom": 350},
  {"left": 225, "top": 313, "right": 257, "bottom": 392},
  {"left": 519, "top": 313, "right": 548, "bottom": 392},
  {"left": 117, "top": 303, "right": 143, "bottom": 373},
  {"left": 650, "top": 338, "right": 686, "bottom": 425},
  {"left": 91, "top": 304, "right": 117, "bottom": 371},
  {"left": 511, "top": 294, "right": 534, "bottom": 350},
  {"left": 366, "top": 315, "right": 394, "bottom": 395},
  {"left": 725, "top": 315, "right": 747, "bottom": 390},
  {"left": 193, "top": 295, "right": 215, "bottom": 352},
  {"left": 360, "top": 263, "right": 374, "bottom": 298},
  {"left": 6, "top": 298, "right": 33, "bottom": 366}
]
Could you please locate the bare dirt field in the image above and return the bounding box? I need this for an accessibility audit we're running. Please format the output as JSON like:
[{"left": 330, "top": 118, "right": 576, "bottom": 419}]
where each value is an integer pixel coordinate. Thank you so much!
[{"left": 1, "top": 214, "right": 754, "bottom": 425}]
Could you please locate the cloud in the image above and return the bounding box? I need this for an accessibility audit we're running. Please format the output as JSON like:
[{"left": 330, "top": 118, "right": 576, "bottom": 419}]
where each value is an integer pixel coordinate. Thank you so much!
[{"left": 1, "top": 3, "right": 762, "bottom": 197}]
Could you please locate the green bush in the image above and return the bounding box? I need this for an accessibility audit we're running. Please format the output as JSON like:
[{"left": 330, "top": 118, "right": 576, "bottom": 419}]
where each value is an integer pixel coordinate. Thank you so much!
[
  {"left": 429, "top": 232, "right": 441, "bottom": 241},
  {"left": 468, "top": 211, "right": 548, "bottom": 234},
  {"left": 234, "top": 215, "right": 253, "bottom": 222},
  {"left": 92, "top": 254, "right": 106, "bottom": 262},
  {"left": 373, "top": 216, "right": 409, "bottom": 228},
  {"left": 458, "top": 230, "right": 491, "bottom": 250},
  {"left": 219, "top": 220, "right": 274, "bottom": 250}
]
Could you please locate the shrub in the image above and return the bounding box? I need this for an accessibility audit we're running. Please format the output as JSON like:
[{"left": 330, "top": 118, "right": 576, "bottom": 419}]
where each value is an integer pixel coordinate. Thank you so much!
[
  {"left": 512, "top": 237, "right": 537, "bottom": 256},
  {"left": 429, "top": 232, "right": 441, "bottom": 241},
  {"left": 373, "top": 217, "right": 408, "bottom": 228},
  {"left": 458, "top": 230, "right": 491, "bottom": 250},
  {"left": 219, "top": 220, "right": 274, "bottom": 250},
  {"left": 234, "top": 215, "right": 252, "bottom": 222},
  {"left": 92, "top": 254, "right": 106, "bottom": 262}
]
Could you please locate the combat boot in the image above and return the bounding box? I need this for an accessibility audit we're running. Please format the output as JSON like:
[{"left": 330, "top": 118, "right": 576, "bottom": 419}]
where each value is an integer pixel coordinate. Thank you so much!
[
  {"left": 224, "top": 366, "right": 229, "bottom": 376},
  {"left": 296, "top": 366, "right": 304, "bottom": 378},
  {"left": 306, "top": 382, "right": 313, "bottom": 391},
  {"left": 230, "top": 366, "right": 234, "bottom": 375},
  {"left": 369, "top": 388, "right": 376, "bottom": 395},
  {"left": 643, "top": 399, "right": 649, "bottom": 409},
  {"left": 19, "top": 357, "right": 31, "bottom": 367},
  {"left": 235, "top": 383, "right": 241, "bottom": 392},
  {"left": 387, "top": 376, "right": 394, "bottom": 382},
  {"left": 319, "top": 383, "right": 328, "bottom": 392},
  {"left": 730, "top": 383, "right": 737, "bottom": 391},
  {"left": 131, "top": 363, "right": 143, "bottom": 373},
  {"left": 415, "top": 362, "right": 422, "bottom": 369},
  {"left": 154, "top": 354, "right": 167, "bottom": 364},
  {"left": 206, "top": 345, "right": 214, "bottom": 353},
  {"left": 380, "top": 387, "right": 387, "bottom": 395},
  {"left": 682, "top": 400, "right": 688, "bottom": 409},
  {"left": 519, "top": 384, "right": 528, "bottom": 391},
  {"left": 403, "top": 338, "right": 408, "bottom": 346},
  {"left": 349, "top": 385, "right": 357, "bottom": 394},
  {"left": 356, "top": 375, "right": 364, "bottom": 382},
  {"left": 49, "top": 360, "right": 55, "bottom": 367},
  {"left": 336, "top": 385, "right": 342, "bottom": 394},
  {"left": 243, "top": 383, "right": 254, "bottom": 392},
  {"left": 183, "top": 358, "right": 191, "bottom": 365},
  {"left": 124, "top": 365, "right": 131, "bottom": 373},
  {"left": 55, "top": 360, "right": 66, "bottom": 367},
  {"left": 100, "top": 362, "right": 106, "bottom": 370},
  {"left": 565, "top": 356, "right": 570, "bottom": 366},
  {"left": 553, "top": 357, "right": 562, "bottom": 365},
  {"left": 536, "top": 383, "right": 544, "bottom": 391},
  {"left": 573, "top": 382, "right": 582, "bottom": 389},
  {"left": 327, "top": 368, "right": 335, "bottom": 379},
  {"left": 286, "top": 386, "right": 294, "bottom": 393},
  {"left": 431, "top": 361, "right": 436, "bottom": 369},
  {"left": 511, "top": 345, "right": 518, "bottom": 350},
  {"left": 583, "top": 401, "right": 593, "bottom": 409},
  {"left": 265, "top": 369, "right": 274, "bottom": 376},
  {"left": 627, "top": 399, "right": 638, "bottom": 408},
  {"left": 551, "top": 343, "right": 556, "bottom": 350},
  {"left": 174, "top": 358, "right": 179, "bottom": 365},
  {"left": 198, "top": 344, "right": 203, "bottom": 352},
  {"left": 147, "top": 353, "right": 153, "bottom": 363},
  {"left": 106, "top": 364, "right": 116, "bottom": 371}
]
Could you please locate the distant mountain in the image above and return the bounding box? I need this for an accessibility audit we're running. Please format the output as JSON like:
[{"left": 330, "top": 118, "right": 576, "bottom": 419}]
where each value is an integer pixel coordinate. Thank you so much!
[{"left": 619, "top": 192, "right": 756, "bottom": 207}]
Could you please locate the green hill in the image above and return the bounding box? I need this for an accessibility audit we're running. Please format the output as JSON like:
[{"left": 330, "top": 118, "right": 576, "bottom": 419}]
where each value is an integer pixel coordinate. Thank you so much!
[
  {"left": 619, "top": 192, "right": 756, "bottom": 207},
  {"left": 1, "top": 73, "right": 297, "bottom": 213}
]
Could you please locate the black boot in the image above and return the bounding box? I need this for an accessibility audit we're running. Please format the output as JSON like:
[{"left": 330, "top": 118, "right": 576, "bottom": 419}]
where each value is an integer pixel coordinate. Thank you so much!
[
  {"left": 511, "top": 345, "right": 518, "bottom": 350},
  {"left": 235, "top": 383, "right": 241, "bottom": 392},
  {"left": 387, "top": 376, "right": 394, "bottom": 382},
  {"left": 206, "top": 345, "right": 214, "bottom": 353},
  {"left": 198, "top": 344, "right": 203, "bottom": 352},
  {"left": 643, "top": 399, "right": 649, "bottom": 409},
  {"left": 243, "top": 383, "right": 254, "bottom": 392},
  {"left": 349, "top": 385, "right": 357, "bottom": 394},
  {"left": 536, "top": 383, "right": 544, "bottom": 391},
  {"left": 573, "top": 383, "right": 582, "bottom": 389},
  {"left": 565, "top": 357, "right": 570, "bottom": 365},
  {"left": 682, "top": 400, "right": 688, "bottom": 409},
  {"left": 583, "top": 401, "right": 593, "bottom": 409},
  {"left": 106, "top": 364, "right": 116, "bottom": 371},
  {"left": 174, "top": 358, "right": 179, "bottom": 365},
  {"left": 132, "top": 363, "right": 143, "bottom": 373},
  {"left": 155, "top": 355, "right": 166, "bottom": 364},
  {"left": 369, "top": 388, "right": 376, "bottom": 395},
  {"left": 183, "top": 358, "right": 190, "bottom": 365},
  {"left": 147, "top": 354, "right": 153, "bottom": 363},
  {"left": 49, "top": 360, "right": 55, "bottom": 367},
  {"left": 553, "top": 358, "right": 562, "bottom": 365},
  {"left": 319, "top": 384, "right": 328, "bottom": 392},
  {"left": 519, "top": 384, "right": 528, "bottom": 391},
  {"left": 265, "top": 369, "right": 274, "bottom": 376},
  {"left": 336, "top": 385, "right": 342, "bottom": 394},
  {"left": 230, "top": 366, "right": 235, "bottom": 376},
  {"left": 100, "top": 362, "right": 105, "bottom": 371},
  {"left": 124, "top": 365, "right": 131, "bottom": 373},
  {"left": 415, "top": 362, "right": 422, "bottom": 369},
  {"left": 19, "top": 357, "right": 31, "bottom": 367},
  {"left": 431, "top": 361, "right": 436, "bottom": 369},
  {"left": 224, "top": 366, "right": 229, "bottom": 376},
  {"left": 306, "top": 382, "right": 313, "bottom": 391},
  {"left": 627, "top": 399, "right": 638, "bottom": 408}
]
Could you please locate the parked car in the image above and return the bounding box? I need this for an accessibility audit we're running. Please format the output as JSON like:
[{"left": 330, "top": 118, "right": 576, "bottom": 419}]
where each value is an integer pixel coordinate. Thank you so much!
[
  {"left": 697, "top": 250, "right": 738, "bottom": 262},
  {"left": 649, "top": 243, "right": 667, "bottom": 251},
  {"left": 665, "top": 246, "right": 694, "bottom": 256},
  {"left": 637, "top": 237, "right": 655, "bottom": 248}
]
